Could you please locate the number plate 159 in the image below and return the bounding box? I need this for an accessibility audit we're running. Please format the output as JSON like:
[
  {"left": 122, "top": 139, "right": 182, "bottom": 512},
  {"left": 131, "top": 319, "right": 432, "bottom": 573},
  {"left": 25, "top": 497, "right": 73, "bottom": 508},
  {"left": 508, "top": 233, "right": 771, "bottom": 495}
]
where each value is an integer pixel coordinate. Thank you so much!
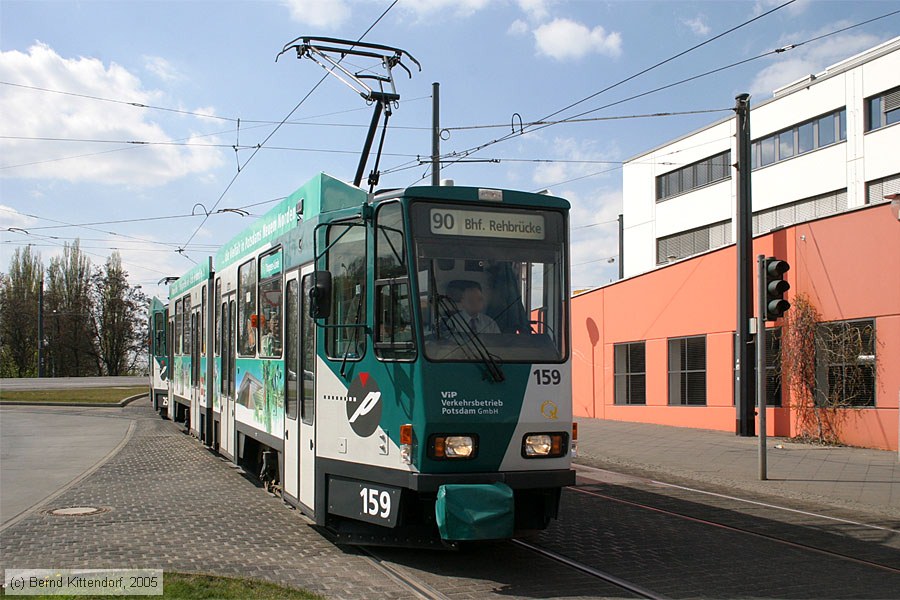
[{"left": 328, "top": 477, "right": 401, "bottom": 527}]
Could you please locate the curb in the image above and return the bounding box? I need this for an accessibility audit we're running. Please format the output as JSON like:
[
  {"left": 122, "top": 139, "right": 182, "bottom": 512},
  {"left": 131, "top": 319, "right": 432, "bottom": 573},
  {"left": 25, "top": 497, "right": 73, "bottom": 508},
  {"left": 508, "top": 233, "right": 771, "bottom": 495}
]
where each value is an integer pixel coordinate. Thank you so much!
[{"left": 0, "top": 392, "right": 148, "bottom": 408}]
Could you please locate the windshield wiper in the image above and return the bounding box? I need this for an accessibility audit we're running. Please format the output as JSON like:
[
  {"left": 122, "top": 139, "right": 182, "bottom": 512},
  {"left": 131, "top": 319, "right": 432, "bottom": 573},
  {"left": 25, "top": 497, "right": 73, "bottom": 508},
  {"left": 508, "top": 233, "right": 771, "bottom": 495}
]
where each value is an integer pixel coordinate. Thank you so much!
[{"left": 435, "top": 294, "right": 505, "bottom": 383}]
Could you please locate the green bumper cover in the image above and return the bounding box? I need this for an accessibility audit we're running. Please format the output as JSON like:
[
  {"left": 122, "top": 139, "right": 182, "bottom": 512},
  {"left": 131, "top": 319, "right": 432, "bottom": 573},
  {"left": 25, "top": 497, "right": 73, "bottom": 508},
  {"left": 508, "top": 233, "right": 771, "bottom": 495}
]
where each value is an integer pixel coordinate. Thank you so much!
[{"left": 435, "top": 482, "right": 515, "bottom": 541}]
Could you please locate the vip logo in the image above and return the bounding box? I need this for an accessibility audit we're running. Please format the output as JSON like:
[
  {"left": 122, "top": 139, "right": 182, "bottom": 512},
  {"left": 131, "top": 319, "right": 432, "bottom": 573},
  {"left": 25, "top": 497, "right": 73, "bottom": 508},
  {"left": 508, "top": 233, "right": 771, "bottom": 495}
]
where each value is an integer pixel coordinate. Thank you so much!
[{"left": 346, "top": 372, "right": 382, "bottom": 437}]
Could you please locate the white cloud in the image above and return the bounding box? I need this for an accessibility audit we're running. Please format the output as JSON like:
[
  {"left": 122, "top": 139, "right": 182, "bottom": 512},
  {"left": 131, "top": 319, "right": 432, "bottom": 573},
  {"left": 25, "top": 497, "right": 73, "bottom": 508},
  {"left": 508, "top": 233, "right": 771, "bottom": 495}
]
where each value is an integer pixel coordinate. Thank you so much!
[
  {"left": 516, "top": 0, "right": 551, "bottom": 22},
  {"left": 398, "top": 0, "right": 491, "bottom": 20},
  {"left": 754, "top": 0, "right": 811, "bottom": 17},
  {"left": 566, "top": 187, "right": 622, "bottom": 290},
  {"left": 508, "top": 19, "right": 529, "bottom": 36},
  {"left": 682, "top": 15, "right": 710, "bottom": 36},
  {"left": 531, "top": 136, "right": 621, "bottom": 187},
  {"left": 0, "top": 205, "right": 38, "bottom": 230},
  {"left": 533, "top": 18, "right": 622, "bottom": 61},
  {"left": 749, "top": 29, "right": 884, "bottom": 96},
  {"left": 282, "top": 0, "right": 350, "bottom": 28},
  {"left": 0, "top": 43, "right": 224, "bottom": 186},
  {"left": 143, "top": 56, "right": 183, "bottom": 82}
]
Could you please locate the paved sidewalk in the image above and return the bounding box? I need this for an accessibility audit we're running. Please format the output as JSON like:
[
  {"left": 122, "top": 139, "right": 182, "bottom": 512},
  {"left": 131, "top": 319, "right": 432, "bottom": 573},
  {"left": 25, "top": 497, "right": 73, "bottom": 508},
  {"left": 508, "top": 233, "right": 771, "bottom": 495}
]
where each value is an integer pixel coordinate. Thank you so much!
[
  {"left": 575, "top": 418, "right": 900, "bottom": 520},
  {"left": 0, "top": 400, "right": 413, "bottom": 599}
]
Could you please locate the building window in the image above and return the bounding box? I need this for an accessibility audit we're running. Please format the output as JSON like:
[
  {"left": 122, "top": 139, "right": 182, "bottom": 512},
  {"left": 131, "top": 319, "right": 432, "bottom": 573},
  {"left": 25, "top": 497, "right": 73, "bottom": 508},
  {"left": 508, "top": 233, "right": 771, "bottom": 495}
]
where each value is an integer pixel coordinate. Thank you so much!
[
  {"left": 866, "top": 86, "right": 900, "bottom": 131},
  {"left": 751, "top": 108, "right": 846, "bottom": 170},
  {"left": 656, "top": 220, "right": 731, "bottom": 265},
  {"left": 865, "top": 173, "right": 900, "bottom": 205},
  {"left": 816, "top": 320, "right": 876, "bottom": 407},
  {"left": 731, "top": 329, "right": 781, "bottom": 407},
  {"left": 668, "top": 335, "right": 706, "bottom": 405},
  {"left": 752, "top": 188, "right": 847, "bottom": 234},
  {"left": 614, "top": 341, "right": 646, "bottom": 405},
  {"left": 763, "top": 328, "right": 782, "bottom": 407},
  {"left": 656, "top": 150, "right": 731, "bottom": 202}
]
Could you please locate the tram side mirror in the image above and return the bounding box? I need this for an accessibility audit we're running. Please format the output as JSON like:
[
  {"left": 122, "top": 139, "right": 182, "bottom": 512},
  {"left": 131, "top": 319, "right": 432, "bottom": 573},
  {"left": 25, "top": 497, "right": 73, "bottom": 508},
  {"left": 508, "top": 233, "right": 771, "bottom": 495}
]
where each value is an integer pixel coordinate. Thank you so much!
[{"left": 310, "top": 271, "right": 332, "bottom": 319}]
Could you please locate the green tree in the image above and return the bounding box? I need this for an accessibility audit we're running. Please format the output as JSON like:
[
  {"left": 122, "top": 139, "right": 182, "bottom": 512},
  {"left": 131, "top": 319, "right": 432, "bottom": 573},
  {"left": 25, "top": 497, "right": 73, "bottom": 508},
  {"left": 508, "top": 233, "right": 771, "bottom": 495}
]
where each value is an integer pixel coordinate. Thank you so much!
[
  {"left": 0, "top": 246, "right": 44, "bottom": 377},
  {"left": 44, "top": 240, "right": 98, "bottom": 376}
]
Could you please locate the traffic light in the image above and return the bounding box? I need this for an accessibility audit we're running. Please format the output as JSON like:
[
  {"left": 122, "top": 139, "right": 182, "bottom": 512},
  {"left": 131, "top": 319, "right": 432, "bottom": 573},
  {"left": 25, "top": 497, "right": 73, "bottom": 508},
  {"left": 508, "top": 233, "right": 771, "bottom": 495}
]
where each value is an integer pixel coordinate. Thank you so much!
[{"left": 764, "top": 257, "right": 790, "bottom": 320}]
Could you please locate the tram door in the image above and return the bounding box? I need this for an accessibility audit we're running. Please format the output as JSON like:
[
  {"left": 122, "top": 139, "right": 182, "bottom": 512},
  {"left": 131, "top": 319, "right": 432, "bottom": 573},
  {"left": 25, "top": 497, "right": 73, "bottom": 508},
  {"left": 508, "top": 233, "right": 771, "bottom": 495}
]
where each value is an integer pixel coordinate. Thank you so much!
[
  {"left": 220, "top": 294, "right": 236, "bottom": 459},
  {"left": 298, "top": 267, "right": 316, "bottom": 510},
  {"left": 283, "top": 272, "right": 300, "bottom": 501}
]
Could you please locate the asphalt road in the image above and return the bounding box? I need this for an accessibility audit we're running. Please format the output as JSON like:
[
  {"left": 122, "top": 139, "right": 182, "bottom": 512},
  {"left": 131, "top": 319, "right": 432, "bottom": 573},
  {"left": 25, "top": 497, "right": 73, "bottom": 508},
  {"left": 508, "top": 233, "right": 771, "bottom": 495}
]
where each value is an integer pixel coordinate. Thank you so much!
[
  {"left": 0, "top": 376, "right": 146, "bottom": 392},
  {"left": 0, "top": 407, "right": 133, "bottom": 527}
]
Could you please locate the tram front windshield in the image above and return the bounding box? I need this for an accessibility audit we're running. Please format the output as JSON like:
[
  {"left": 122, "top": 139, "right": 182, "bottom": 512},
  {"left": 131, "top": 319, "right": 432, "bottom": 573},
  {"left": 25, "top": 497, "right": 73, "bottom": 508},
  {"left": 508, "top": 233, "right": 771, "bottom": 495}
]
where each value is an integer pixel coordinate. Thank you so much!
[{"left": 412, "top": 202, "right": 567, "bottom": 363}]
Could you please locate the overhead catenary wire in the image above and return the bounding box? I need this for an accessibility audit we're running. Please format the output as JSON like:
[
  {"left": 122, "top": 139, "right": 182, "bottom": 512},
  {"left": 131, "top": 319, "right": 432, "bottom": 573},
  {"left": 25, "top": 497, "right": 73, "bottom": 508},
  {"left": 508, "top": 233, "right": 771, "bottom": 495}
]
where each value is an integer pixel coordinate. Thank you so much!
[
  {"left": 404, "top": 0, "right": 799, "bottom": 183},
  {"left": 411, "top": 3, "right": 899, "bottom": 185},
  {"left": 177, "top": 0, "right": 400, "bottom": 256}
]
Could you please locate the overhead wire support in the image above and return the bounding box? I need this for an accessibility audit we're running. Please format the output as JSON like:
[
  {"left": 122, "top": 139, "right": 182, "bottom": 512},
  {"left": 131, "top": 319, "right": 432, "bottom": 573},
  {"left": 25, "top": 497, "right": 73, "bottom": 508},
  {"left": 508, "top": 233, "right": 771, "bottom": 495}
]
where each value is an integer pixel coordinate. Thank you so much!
[{"left": 277, "top": 36, "right": 420, "bottom": 191}]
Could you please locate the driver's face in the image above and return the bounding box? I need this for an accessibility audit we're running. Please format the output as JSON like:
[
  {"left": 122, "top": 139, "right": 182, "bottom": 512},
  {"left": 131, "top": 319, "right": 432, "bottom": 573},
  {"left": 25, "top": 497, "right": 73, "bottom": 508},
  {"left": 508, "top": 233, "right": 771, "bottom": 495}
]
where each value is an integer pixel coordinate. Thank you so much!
[{"left": 460, "top": 288, "right": 485, "bottom": 315}]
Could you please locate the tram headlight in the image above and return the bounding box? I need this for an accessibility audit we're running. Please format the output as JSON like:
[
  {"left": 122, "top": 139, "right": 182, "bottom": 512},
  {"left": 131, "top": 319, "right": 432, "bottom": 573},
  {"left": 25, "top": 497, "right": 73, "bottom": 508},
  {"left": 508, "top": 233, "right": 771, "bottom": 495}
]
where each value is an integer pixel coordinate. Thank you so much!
[
  {"left": 522, "top": 433, "right": 568, "bottom": 458},
  {"left": 429, "top": 434, "right": 477, "bottom": 459}
]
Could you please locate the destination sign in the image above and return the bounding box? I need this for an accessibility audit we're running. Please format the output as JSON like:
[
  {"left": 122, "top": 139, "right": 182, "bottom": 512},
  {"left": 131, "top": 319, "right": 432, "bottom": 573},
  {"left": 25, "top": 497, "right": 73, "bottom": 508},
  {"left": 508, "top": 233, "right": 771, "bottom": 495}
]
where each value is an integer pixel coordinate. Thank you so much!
[{"left": 429, "top": 208, "right": 545, "bottom": 240}]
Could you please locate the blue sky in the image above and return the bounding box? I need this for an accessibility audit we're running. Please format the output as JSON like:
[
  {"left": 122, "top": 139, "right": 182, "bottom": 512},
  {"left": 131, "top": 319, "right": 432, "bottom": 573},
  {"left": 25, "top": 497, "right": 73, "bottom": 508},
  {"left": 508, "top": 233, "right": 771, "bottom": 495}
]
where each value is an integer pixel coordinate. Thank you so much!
[{"left": 1, "top": 0, "right": 898, "bottom": 299}]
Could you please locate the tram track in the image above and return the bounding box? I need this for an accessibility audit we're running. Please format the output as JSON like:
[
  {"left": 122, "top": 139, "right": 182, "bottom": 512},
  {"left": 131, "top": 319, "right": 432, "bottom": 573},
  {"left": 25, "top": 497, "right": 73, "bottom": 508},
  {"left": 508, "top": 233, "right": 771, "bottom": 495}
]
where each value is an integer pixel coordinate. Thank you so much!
[
  {"left": 510, "top": 538, "right": 668, "bottom": 599},
  {"left": 569, "top": 485, "right": 900, "bottom": 575},
  {"left": 357, "top": 546, "right": 453, "bottom": 600}
]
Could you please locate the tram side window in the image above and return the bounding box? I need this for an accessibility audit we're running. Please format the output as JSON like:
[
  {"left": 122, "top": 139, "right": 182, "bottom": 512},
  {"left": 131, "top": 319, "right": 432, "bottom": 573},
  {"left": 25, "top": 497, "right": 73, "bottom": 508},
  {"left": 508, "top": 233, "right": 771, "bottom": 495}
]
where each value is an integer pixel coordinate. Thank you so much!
[
  {"left": 375, "top": 202, "right": 414, "bottom": 360},
  {"left": 301, "top": 275, "right": 316, "bottom": 424},
  {"left": 174, "top": 299, "right": 182, "bottom": 354},
  {"left": 258, "top": 250, "right": 283, "bottom": 358},
  {"left": 285, "top": 279, "right": 299, "bottom": 420},
  {"left": 183, "top": 295, "right": 192, "bottom": 359},
  {"left": 214, "top": 279, "right": 221, "bottom": 356},
  {"left": 154, "top": 313, "right": 166, "bottom": 356},
  {"left": 201, "top": 285, "right": 207, "bottom": 356},
  {"left": 326, "top": 222, "right": 366, "bottom": 360},
  {"left": 238, "top": 259, "right": 257, "bottom": 356}
]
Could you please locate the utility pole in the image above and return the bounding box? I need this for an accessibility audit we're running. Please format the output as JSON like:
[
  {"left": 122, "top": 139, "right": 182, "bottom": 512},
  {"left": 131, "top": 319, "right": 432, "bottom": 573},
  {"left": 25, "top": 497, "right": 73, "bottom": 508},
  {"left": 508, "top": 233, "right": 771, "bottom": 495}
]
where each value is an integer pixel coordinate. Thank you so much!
[
  {"left": 735, "top": 93, "right": 755, "bottom": 437},
  {"left": 617, "top": 214, "right": 625, "bottom": 279},
  {"left": 38, "top": 279, "right": 45, "bottom": 378},
  {"left": 432, "top": 82, "right": 440, "bottom": 186}
]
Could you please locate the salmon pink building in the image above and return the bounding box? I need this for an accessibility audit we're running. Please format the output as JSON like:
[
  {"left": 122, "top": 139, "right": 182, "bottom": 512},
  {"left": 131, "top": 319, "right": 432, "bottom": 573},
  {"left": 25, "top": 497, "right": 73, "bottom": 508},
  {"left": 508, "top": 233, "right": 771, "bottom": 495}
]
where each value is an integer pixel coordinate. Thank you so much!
[{"left": 571, "top": 38, "right": 900, "bottom": 451}]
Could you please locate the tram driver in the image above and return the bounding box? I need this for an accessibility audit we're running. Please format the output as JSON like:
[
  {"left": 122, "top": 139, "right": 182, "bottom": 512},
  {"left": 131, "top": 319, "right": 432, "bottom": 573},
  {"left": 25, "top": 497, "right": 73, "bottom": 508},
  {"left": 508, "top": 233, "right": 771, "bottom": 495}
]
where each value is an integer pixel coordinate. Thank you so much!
[{"left": 448, "top": 282, "right": 500, "bottom": 335}]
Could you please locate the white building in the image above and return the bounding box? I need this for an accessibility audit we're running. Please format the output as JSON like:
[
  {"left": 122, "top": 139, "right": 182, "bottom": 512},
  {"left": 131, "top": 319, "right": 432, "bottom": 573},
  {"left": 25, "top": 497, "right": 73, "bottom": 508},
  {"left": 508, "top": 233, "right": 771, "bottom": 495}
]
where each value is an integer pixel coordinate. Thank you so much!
[{"left": 622, "top": 37, "right": 900, "bottom": 278}]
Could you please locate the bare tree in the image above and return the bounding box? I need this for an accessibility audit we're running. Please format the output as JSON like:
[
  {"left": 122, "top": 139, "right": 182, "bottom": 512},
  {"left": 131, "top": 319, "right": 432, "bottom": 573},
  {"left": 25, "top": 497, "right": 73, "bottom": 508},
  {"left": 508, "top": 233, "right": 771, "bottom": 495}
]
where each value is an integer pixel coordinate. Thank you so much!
[
  {"left": 0, "top": 246, "right": 44, "bottom": 377},
  {"left": 781, "top": 293, "right": 879, "bottom": 445}
]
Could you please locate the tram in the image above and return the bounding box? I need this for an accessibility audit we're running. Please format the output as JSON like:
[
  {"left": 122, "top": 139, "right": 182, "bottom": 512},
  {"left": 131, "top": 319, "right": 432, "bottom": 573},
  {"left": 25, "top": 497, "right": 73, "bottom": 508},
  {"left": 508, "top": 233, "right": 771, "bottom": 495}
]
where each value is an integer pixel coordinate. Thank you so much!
[
  {"left": 164, "top": 172, "right": 574, "bottom": 545},
  {"left": 148, "top": 297, "right": 170, "bottom": 413},
  {"left": 166, "top": 259, "right": 215, "bottom": 442}
]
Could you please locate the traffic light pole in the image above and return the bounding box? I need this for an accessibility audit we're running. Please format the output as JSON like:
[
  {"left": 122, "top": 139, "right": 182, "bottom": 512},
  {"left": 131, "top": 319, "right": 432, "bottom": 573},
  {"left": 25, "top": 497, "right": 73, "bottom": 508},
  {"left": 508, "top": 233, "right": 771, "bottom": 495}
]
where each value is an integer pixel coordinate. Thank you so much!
[
  {"left": 757, "top": 254, "right": 768, "bottom": 480},
  {"left": 735, "top": 93, "right": 755, "bottom": 437}
]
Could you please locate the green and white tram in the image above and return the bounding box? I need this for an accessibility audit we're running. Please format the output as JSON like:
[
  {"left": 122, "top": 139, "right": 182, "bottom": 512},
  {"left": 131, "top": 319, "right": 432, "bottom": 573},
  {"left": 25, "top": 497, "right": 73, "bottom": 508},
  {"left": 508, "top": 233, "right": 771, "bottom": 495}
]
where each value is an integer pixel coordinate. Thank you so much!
[
  {"left": 173, "top": 172, "right": 575, "bottom": 545},
  {"left": 148, "top": 297, "right": 169, "bottom": 413},
  {"left": 166, "top": 259, "right": 215, "bottom": 443}
]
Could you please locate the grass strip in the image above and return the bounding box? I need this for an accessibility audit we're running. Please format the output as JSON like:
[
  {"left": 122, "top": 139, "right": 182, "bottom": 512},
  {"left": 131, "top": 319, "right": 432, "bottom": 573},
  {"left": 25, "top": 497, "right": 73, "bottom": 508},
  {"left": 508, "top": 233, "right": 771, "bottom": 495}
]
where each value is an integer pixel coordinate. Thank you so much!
[{"left": 0, "top": 387, "right": 146, "bottom": 404}]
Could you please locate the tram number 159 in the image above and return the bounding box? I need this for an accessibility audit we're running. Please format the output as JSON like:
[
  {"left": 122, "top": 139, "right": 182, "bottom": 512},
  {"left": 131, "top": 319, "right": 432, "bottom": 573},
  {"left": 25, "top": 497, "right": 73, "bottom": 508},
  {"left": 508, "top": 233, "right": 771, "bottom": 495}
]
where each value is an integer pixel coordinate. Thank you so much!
[
  {"left": 360, "top": 487, "right": 391, "bottom": 519},
  {"left": 329, "top": 477, "right": 400, "bottom": 526}
]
